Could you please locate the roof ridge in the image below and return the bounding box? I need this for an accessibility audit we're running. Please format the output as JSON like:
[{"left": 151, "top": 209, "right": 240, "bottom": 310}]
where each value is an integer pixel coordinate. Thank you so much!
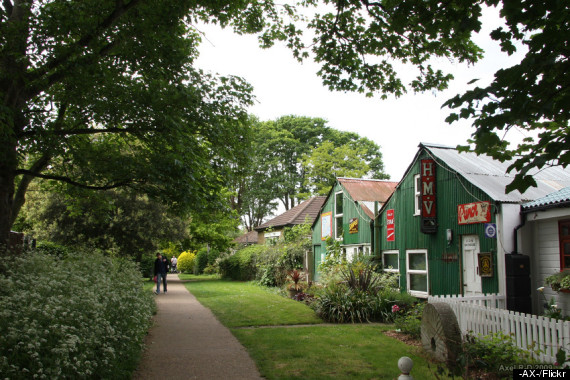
[
  {"left": 338, "top": 177, "right": 398, "bottom": 183},
  {"left": 288, "top": 197, "right": 317, "bottom": 223}
]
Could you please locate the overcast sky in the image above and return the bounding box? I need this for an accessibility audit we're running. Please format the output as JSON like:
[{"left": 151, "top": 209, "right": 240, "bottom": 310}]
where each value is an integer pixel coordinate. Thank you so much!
[{"left": 195, "top": 6, "right": 527, "bottom": 182}]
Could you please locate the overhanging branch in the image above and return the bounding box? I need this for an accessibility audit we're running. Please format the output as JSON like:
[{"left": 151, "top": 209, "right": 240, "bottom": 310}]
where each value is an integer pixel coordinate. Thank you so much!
[
  {"left": 14, "top": 170, "right": 140, "bottom": 190},
  {"left": 18, "top": 126, "right": 153, "bottom": 139}
]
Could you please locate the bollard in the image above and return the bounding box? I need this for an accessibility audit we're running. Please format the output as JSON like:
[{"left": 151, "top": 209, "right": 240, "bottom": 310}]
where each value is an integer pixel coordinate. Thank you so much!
[{"left": 398, "top": 356, "right": 414, "bottom": 380}]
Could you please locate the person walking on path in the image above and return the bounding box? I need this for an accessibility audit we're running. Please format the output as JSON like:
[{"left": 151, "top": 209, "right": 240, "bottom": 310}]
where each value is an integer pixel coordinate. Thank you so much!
[
  {"left": 133, "top": 276, "right": 263, "bottom": 380},
  {"left": 161, "top": 256, "right": 169, "bottom": 293},
  {"left": 170, "top": 255, "right": 177, "bottom": 273},
  {"left": 153, "top": 253, "right": 167, "bottom": 294}
]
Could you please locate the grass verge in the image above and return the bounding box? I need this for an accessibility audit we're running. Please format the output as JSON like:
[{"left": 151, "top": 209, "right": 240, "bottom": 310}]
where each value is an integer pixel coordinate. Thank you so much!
[
  {"left": 185, "top": 278, "right": 451, "bottom": 379},
  {"left": 185, "top": 279, "right": 322, "bottom": 327}
]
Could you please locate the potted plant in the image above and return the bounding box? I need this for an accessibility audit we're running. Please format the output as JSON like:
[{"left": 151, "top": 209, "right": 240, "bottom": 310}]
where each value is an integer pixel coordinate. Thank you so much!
[
  {"left": 545, "top": 271, "right": 570, "bottom": 293},
  {"left": 287, "top": 269, "right": 304, "bottom": 298}
]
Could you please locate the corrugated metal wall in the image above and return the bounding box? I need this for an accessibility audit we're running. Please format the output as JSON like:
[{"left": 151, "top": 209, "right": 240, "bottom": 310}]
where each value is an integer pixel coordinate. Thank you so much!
[
  {"left": 311, "top": 182, "right": 374, "bottom": 281},
  {"left": 378, "top": 150, "right": 499, "bottom": 296}
]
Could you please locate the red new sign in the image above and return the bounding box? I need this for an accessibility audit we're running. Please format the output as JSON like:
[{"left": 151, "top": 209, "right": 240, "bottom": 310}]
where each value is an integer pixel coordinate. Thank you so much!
[
  {"left": 458, "top": 201, "right": 491, "bottom": 225},
  {"left": 386, "top": 209, "right": 395, "bottom": 242}
]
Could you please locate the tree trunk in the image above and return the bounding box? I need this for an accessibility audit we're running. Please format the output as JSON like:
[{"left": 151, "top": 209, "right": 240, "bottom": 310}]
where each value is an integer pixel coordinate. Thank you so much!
[{"left": 0, "top": 142, "right": 16, "bottom": 254}]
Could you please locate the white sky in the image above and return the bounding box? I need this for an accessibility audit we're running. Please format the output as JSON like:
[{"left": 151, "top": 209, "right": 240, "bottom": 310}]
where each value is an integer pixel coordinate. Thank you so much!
[{"left": 195, "top": 6, "right": 527, "bottom": 182}]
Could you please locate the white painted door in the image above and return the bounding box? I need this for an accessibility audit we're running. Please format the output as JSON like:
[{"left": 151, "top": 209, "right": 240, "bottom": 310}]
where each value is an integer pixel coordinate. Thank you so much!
[{"left": 462, "top": 235, "right": 482, "bottom": 295}]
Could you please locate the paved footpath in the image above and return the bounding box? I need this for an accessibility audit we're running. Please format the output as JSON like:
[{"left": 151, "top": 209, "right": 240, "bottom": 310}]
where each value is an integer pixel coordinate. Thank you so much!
[{"left": 133, "top": 276, "right": 263, "bottom": 380}]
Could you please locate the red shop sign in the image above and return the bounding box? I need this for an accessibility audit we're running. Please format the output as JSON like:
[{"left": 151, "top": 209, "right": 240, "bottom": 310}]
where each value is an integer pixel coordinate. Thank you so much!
[
  {"left": 386, "top": 209, "right": 395, "bottom": 242},
  {"left": 458, "top": 201, "right": 491, "bottom": 225}
]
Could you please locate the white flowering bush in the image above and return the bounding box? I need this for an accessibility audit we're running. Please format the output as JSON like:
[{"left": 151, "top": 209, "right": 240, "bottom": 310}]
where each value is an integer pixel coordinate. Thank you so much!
[{"left": 0, "top": 251, "right": 155, "bottom": 379}]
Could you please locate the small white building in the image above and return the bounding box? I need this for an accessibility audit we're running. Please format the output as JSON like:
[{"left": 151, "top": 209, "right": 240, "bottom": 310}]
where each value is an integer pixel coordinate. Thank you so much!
[{"left": 519, "top": 187, "right": 570, "bottom": 317}]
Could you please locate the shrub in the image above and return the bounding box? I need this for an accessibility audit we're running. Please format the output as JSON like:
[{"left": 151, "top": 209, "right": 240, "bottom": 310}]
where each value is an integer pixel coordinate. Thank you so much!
[
  {"left": 461, "top": 331, "right": 539, "bottom": 376},
  {"left": 255, "top": 245, "right": 286, "bottom": 287},
  {"left": 195, "top": 248, "right": 209, "bottom": 274},
  {"left": 0, "top": 251, "right": 154, "bottom": 379},
  {"left": 393, "top": 301, "right": 426, "bottom": 339},
  {"left": 177, "top": 250, "right": 197, "bottom": 273},
  {"left": 33, "top": 240, "right": 70, "bottom": 259},
  {"left": 218, "top": 245, "right": 262, "bottom": 281},
  {"left": 341, "top": 265, "right": 380, "bottom": 293},
  {"left": 139, "top": 251, "right": 156, "bottom": 279},
  {"left": 311, "top": 284, "right": 372, "bottom": 323}
]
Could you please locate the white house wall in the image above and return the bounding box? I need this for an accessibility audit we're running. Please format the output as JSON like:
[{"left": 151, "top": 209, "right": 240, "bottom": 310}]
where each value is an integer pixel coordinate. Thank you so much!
[
  {"left": 521, "top": 211, "right": 570, "bottom": 317},
  {"left": 496, "top": 203, "right": 523, "bottom": 296}
]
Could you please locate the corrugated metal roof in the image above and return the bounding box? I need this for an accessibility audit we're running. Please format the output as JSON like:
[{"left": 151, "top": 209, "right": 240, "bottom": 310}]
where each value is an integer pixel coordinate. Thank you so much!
[
  {"left": 255, "top": 196, "right": 326, "bottom": 230},
  {"left": 422, "top": 143, "right": 570, "bottom": 203},
  {"left": 522, "top": 187, "right": 570, "bottom": 211},
  {"left": 338, "top": 178, "right": 398, "bottom": 202}
]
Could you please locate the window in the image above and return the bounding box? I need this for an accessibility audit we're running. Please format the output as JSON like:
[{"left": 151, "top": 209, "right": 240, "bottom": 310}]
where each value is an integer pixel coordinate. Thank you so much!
[
  {"left": 559, "top": 221, "right": 570, "bottom": 270},
  {"left": 335, "top": 191, "right": 343, "bottom": 239},
  {"left": 382, "top": 250, "right": 399, "bottom": 272},
  {"left": 407, "top": 250, "right": 428, "bottom": 297},
  {"left": 414, "top": 174, "right": 421, "bottom": 216},
  {"left": 264, "top": 231, "right": 280, "bottom": 246}
]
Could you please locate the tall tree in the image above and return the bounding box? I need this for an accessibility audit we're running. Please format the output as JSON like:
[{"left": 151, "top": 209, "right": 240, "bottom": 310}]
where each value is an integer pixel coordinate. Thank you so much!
[
  {"left": 237, "top": 115, "right": 388, "bottom": 226},
  {"left": 0, "top": 0, "right": 286, "bottom": 252},
  {"left": 301, "top": 141, "right": 371, "bottom": 196}
]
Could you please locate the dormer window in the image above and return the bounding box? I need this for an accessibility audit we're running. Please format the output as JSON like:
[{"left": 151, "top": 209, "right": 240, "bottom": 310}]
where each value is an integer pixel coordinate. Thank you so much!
[
  {"left": 414, "top": 174, "right": 421, "bottom": 216},
  {"left": 335, "top": 191, "right": 343, "bottom": 239}
]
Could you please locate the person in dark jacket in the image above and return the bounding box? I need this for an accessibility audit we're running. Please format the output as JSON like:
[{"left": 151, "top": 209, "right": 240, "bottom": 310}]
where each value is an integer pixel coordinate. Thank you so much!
[
  {"left": 161, "top": 256, "right": 169, "bottom": 293},
  {"left": 153, "top": 253, "right": 167, "bottom": 294}
]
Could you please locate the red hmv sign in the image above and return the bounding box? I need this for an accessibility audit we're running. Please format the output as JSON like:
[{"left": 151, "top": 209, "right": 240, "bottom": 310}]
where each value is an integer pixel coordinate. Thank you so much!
[{"left": 421, "top": 159, "right": 437, "bottom": 234}]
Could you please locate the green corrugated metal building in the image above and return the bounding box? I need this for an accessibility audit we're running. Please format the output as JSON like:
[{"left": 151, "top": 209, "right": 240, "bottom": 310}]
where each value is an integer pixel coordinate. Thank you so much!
[
  {"left": 376, "top": 143, "right": 570, "bottom": 300},
  {"left": 310, "top": 178, "right": 398, "bottom": 281}
]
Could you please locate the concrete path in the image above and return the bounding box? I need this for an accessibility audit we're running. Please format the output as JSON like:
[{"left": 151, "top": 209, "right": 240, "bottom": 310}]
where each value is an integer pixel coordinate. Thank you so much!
[{"left": 133, "top": 276, "right": 263, "bottom": 380}]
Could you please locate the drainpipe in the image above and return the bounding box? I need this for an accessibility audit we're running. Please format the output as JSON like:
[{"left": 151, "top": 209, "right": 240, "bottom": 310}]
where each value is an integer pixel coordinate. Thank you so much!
[
  {"left": 512, "top": 210, "right": 526, "bottom": 255},
  {"left": 374, "top": 201, "right": 380, "bottom": 256}
]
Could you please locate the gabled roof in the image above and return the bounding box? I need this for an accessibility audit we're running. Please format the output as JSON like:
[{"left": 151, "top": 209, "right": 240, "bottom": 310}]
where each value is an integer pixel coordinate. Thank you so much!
[
  {"left": 404, "top": 143, "right": 570, "bottom": 204},
  {"left": 255, "top": 196, "right": 326, "bottom": 231},
  {"left": 522, "top": 187, "right": 570, "bottom": 212},
  {"left": 337, "top": 178, "right": 399, "bottom": 218},
  {"left": 233, "top": 230, "right": 259, "bottom": 245}
]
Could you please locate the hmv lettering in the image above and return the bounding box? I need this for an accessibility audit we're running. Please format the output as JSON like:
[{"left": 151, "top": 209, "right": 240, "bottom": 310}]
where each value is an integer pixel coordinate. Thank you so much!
[{"left": 421, "top": 159, "right": 437, "bottom": 234}]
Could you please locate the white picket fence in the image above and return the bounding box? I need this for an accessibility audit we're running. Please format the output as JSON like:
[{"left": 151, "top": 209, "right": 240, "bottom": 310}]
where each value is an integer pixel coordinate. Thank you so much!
[{"left": 428, "top": 294, "right": 570, "bottom": 363}]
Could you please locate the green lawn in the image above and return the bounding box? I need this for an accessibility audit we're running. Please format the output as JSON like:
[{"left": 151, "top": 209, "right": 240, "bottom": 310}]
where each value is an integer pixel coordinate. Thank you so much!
[
  {"left": 185, "top": 279, "right": 322, "bottom": 327},
  {"left": 184, "top": 278, "right": 451, "bottom": 379}
]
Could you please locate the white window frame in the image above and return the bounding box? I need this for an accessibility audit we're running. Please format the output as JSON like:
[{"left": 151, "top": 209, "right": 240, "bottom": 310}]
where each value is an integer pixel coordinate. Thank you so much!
[
  {"left": 382, "top": 250, "right": 399, "bottom": 273},
  {"left": 406, "top": 249, "right": 429, "bottom": 298},
  {"left": 414, "top": 174, "right": 421, "bottom": 216},
  {"left": 264, "top": 231, "right": 280, "bottom": 245},
  {"left": 335, "top": 191, "right": 344, "bottom": 240},
  {"left": 343, "top": 244, "right": 372, "bottom": 262}
]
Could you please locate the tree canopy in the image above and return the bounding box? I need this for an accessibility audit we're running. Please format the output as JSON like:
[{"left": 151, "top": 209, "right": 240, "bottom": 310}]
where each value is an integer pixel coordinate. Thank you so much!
[
  {"left": 0, "top": 0, "right": 272, "bottom": 251},
  {"left": 233, "top": 115, "right": 388, "bottom": 230},
  {"left": 3, "top": 0, "right": 566, "bottom": 251},
  {"left": 14, "top": 186, "right": 190, "bottom": 261},
  {"left": 266, "top": 0, "right": 568, "bottom": 194}
]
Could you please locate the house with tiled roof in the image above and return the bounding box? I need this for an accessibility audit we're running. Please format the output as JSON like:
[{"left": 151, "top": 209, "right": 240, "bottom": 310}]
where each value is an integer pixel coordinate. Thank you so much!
[
  {"left": 519, "top": 187, "right": 570, "bottom": 316},
  {"left": 254, "top": 196, "right": 326, "bottom": 245},
  {"left": 232, "top": 229, "right": 259, "bottom": 246},
  {"left": 310, "top": 178, "right": 398, "bottom": 281}
]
